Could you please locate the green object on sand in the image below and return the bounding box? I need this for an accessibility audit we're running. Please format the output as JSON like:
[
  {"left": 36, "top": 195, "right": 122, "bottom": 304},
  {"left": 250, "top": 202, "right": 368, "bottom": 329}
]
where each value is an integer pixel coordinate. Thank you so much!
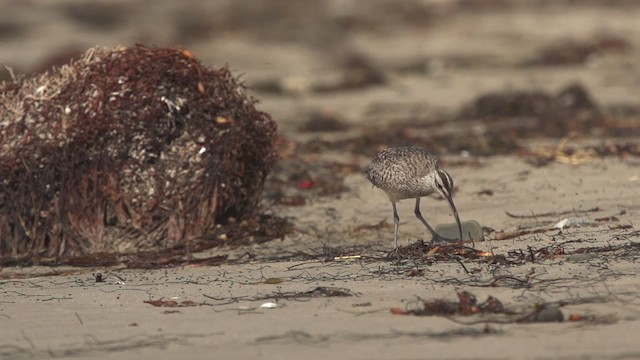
[{"left": 434, "top": 220, "right": 484, "bottom": 242}]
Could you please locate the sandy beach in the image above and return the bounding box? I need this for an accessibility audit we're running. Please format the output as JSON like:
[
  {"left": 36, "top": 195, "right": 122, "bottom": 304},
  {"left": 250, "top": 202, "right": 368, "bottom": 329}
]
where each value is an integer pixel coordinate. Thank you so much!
[{"left": 1, "top": 1, "right": 640, "bottom": 359}]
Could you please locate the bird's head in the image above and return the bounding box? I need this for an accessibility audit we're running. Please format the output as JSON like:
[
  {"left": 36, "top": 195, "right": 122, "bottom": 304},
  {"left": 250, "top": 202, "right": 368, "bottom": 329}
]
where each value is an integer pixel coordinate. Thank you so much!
[{"left": 434, "top": 169, "right": 463, "bottom": 241}]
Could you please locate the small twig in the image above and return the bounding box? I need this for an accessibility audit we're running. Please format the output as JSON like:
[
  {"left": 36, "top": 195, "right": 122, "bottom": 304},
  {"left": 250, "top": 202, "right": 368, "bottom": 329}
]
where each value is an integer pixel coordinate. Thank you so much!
[
  {"left": 485, "top": 275, "right": 531, "bottom": 288},
  {"left": 456, "top": 258, "right": 470, "bottom": 274},
  {"left": 21, "top": 330, "right": 36, "bottom": 350},
  {"left": 505, "top": 207, "right": 599, "bottom": 219},
  {"left": 75, "top": 312, "right": 83, "bottom": 325},
  {"left": 335, "top": 308, "right": 388, "bottom": 316}
]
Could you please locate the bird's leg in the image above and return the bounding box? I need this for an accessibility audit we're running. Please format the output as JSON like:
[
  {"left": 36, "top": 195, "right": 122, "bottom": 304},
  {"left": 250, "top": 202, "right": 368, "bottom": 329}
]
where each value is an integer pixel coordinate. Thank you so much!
[
  {"left": 391, "top": 200, "right": 400, "bottom": 253},
  {"left": 414, "top": 197, "right": 452, "bottom": 243}
]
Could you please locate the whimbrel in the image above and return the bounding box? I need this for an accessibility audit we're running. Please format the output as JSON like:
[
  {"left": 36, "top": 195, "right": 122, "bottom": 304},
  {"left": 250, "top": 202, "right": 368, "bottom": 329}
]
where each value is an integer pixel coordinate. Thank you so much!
[{"left": 365, "top": 146, "right": 463, "bottom": 251}]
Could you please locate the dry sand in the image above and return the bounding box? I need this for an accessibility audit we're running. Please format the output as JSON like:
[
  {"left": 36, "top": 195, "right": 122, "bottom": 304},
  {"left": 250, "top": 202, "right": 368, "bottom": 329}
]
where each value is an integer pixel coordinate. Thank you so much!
[{"left": 1, "top": 1, "right": 640, "bottom": 359}]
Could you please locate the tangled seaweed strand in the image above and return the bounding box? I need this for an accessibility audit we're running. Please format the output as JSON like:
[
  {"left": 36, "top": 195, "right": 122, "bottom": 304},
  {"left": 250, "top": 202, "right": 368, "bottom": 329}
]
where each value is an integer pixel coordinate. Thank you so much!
[{"left": 0, "top": 45, "right": 277, "bottom": 259}]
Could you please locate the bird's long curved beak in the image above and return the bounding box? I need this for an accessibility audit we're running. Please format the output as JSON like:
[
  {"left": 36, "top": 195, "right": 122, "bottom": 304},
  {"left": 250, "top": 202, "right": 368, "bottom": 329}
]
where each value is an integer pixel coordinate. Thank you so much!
[{"left": 443, "top": 193, "right": 463, "bottom": 241}]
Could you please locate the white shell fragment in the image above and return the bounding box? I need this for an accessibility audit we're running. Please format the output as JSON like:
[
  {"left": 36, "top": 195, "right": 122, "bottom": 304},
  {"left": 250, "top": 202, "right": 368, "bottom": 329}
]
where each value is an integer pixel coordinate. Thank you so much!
[
  {"left": 554, "top": 217, "right": 588, "bottom": 230},
  {"left": 260, "top": 302, "right": 278, "bottom": 309}
]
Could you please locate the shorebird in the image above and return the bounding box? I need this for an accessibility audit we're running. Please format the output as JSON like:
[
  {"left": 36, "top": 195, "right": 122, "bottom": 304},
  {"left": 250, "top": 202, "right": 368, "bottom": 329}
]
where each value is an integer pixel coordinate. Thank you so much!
[{"left": 365, "top": 146, "right": 463, "bottom": 251}]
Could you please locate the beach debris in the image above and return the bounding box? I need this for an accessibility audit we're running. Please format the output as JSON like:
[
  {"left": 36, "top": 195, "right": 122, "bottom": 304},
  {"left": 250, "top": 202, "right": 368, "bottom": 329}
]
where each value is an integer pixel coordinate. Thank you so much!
[
  {"left": 263, "top": 278, "right": 286, "bottom": 285},
  {"left": 203, "top": 286, "right": 358, "bottom": 306},
  {"left": 93, "top": 273, "right": 104, "bottom": 283},
  {"left": 305, "top": 287, "right": 356, "bottom": 297},
  {"left": 143, "top": 298, "right": 203, "bottom": 308},
  {"left": 404, "top": 267, "right": 424, "bottom": 277},
  {"left": 554, "top": 217, "right": 589, "bottom": 230},
  {"left": 505, "top": 207, "right": 600, "bottom": 219},
  {"left": 392, "top": 239, "right": 493, "bottom": 261},
  {"left": 0, "top": 45, "right": 278, "bottom": 261},
  {"left": 260, "top": 302, "right": 278, "bottom": 309},
  {"left": 391, "top": 291, "right": 508, "bottom": 317},
  {"left": 459, "top": 83, "right": 603, "bottom": 138},
  {"left": 391, "top": 291, "right": 571, "bottom": 324},
  {"left": 352, "top": 302, "right": 372, "bottom": 308},
  {"left": 523, "top": 34, "right": 632, "bottom": 66},
  {"left": 298, "top": 109, "right": 350, "bottom": 132}
]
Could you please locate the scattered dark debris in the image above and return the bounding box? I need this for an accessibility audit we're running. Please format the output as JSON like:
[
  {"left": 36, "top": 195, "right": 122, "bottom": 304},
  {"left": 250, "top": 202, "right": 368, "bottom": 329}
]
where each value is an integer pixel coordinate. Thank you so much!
[
  {"left": 298, "top": 110, "right": 350, "bottom": 132},
  {"left": 572, "top": 241, "right": 640, "bottom": 256},
  {"left": 300, "top": 126, "right": 521, "bottom": 158},
  {"left": 608, "top": 224, "right": 632, "bottom": 231},
  {"left": 0, "top": 214, "right": 292, "bottom": 269},
  {"left": 203, "top": 286, "right": 357, "bottom": 306},
  {"left": 524, "top": 34, "right": 632, "bottom": 66},
  {"left": 144, "top": 298, "right": 205, "bottom": 308},
  {"left": 352, "top": 302, "right": 372, "bottom": 307},
  {"left": 595, "top": 216, "right": 619, "bottom": 222},
  {"left": 525, "top": 141, "right": 640, "bottom": 166},
  {"left": 236, "top": 277, "right": 287, "bottom": 285},
  {"left": 505, "top": 207, "right": 600, "bottom": 219},
  {"left": 317, "top": 244, "right": 375, "bottom": 261},
  {"left": 0, "top": 19, "right": 27, "bottom": 41},
  {"left": 392, "top": 291, "right": 510, "bottom": 317},
  {"left": 267, "top": 82, "right": 639, "bottom": 206},
  {"left": 390, "top": 239, "right": 494, "bottom": 262},
  {"left": 163, "top": 310, "right": 182, "bottom": 314},
  {"left": 313, "top": 54, "right": 387, "bottom": 93},
  {"left": 404, "top": 267, "right": 425, "bottom": 277},
  {"left": 476, "top": 189, "right": 494, "bottom": 196},
  {"left": 372, "top": 227, "right": 634, "bottom": 267},
  {"left": 458, "top": 83, "right": 607, "bottom": 138},
  {"left": 293, "top": 82, "right": 640, "bottom": 162},
  {"left": 305, "top": 286, "right": 356, "bottom": 297},
  {"left": 465, "top": 82, "right": 599, "bottom": 117},
  {"left": 507, "top": 245, "right": 565, "bottom": 264},
  {"left": 394, "top": 53, "right": 504, "bottom": 75},
  {"left": 122, "top": 254, "right": 228, "bottom": 270},
  {"left": 255, "top": 325, "right": 501, "bottom": 344},
  {"left": 462, "top": 90, "right": 552, "bottom": 119},
  {"left": 392, "top": 291, "right": 570, "bottom": 324},
  {"left": 264, "top": 139, "right": 356, "bottom": 204},
  {"left": 481, "top": 269, "right": 538, "bottom": 289},
  {"left": 496, "top": 207, "right": 631, "bottom": 241},
  {"left": 503, "top": 240, "right": 640, "bottom": 265}
]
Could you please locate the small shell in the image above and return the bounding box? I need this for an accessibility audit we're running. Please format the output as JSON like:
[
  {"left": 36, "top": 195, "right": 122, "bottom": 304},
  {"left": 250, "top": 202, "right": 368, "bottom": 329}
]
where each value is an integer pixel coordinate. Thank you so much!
[{"left": 260, "top": 302, "right": 277, "bottom": 309}]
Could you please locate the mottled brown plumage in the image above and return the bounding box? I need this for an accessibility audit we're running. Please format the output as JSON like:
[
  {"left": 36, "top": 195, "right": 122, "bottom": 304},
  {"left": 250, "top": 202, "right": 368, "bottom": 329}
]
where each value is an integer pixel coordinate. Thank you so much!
[{"left": 366, "top": 146, "right": 462, "bottom": 251}]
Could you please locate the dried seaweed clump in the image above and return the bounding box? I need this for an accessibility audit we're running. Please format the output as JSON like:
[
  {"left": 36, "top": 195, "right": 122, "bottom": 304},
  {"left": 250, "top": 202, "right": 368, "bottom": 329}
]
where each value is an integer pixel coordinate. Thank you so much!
[
  {"left": 458, "top": 83, "right": 605, "bottom": 137},
  {"left": 0, "top": 45, "right": 277, "bottom": 259}
]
